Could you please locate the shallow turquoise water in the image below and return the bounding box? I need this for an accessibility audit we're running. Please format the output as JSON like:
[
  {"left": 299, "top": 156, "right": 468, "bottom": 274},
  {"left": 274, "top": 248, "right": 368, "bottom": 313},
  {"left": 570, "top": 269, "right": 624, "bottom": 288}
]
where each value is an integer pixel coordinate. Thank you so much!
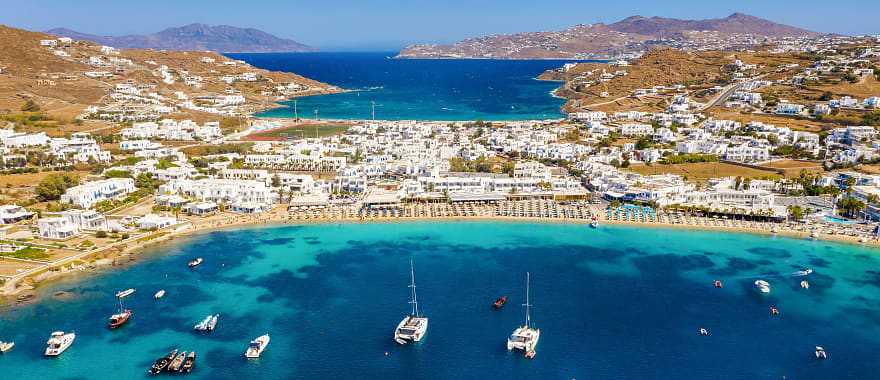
[
  {"left": 226, "top": 52, "right": 572, "bottom": 121},
  {"left": 1, "top": 222, "right": 879, "bottom": 379}
]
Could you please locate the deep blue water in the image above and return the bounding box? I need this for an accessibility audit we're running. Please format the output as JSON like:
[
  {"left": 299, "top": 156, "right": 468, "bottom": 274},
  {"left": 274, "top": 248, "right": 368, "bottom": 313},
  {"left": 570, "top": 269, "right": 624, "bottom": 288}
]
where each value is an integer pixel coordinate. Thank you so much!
[
  {"left": 2, "top": 222, "right": 880, "bottom": 379},
  {"left": 226, "top": 52, "right": 572, "bottom": 121}
]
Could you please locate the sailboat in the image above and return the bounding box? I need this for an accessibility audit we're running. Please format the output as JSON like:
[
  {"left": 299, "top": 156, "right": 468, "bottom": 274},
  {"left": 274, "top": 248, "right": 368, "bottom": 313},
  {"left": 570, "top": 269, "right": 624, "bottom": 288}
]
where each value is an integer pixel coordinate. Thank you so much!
[
  {"left": 109, "top": 289, "right": 133, "bottom": 329},
  {"left": 394, "top": 260, "right": 428, "bottom": 345},
  {"left": 507, "top": 272, "right": 540, "bottom": 358}
]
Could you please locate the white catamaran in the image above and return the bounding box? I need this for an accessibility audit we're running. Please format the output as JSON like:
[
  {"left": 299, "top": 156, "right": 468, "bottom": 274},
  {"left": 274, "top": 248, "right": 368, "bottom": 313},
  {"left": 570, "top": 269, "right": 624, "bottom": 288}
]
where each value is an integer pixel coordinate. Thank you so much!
[
  {"left": 507, "top": 272, "right": 540, "bottom": 358},
  {"left": 394, "top": 260, "right": 428, "bottom": 345}
]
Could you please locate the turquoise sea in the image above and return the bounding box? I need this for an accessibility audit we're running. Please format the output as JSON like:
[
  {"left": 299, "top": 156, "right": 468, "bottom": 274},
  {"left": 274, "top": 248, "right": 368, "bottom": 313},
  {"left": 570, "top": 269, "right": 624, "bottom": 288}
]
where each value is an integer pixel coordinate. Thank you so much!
[
  {"left": 226, "top": 52, "right": 573, "bottom": 121},
  {"left": 2, "top": 222, "right": 880, "bottom": 379}
]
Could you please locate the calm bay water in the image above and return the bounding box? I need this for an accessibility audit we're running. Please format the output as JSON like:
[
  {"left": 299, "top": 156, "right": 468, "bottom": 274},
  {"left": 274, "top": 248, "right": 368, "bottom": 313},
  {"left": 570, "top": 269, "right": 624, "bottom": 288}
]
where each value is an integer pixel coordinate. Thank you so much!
[
  {"left": 2, "top": 222, "right": 880, "bottom": 379},
  {"left": 226, "top": 52, "right": 572, "bottom": 121}
]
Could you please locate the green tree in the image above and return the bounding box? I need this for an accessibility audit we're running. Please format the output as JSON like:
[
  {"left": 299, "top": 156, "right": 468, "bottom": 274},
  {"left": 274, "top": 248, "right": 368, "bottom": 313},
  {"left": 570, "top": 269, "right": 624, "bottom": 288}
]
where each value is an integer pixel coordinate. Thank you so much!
[
  {"left": 36, "top": 173, "right": 79, "bottom": 201},
  {"left": 787, "top": 205, "right": 805, "bottom": 221},
  {"left": 135, "top": 173, "right": 155, "bottom": 189}
]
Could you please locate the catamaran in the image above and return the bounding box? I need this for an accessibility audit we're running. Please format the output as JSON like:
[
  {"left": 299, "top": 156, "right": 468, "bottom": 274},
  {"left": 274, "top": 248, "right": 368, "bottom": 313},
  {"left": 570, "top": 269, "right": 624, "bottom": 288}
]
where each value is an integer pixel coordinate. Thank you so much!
[
  {"left": 45, "top": 331, "right": 76, "bottom": 356},
  {"left": 394, "top": 260, "right": 428, "bottom": 345},
  {"left": 507, "top": 272, "right": 540, "bottom": 358}
]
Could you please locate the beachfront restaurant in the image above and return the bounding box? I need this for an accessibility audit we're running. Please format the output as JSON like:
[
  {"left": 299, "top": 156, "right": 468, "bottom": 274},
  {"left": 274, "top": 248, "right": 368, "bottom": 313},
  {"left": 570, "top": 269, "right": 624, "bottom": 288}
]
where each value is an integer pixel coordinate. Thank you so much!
[{"left": 184, "top": 201, "right": 219, "bottom": 216}]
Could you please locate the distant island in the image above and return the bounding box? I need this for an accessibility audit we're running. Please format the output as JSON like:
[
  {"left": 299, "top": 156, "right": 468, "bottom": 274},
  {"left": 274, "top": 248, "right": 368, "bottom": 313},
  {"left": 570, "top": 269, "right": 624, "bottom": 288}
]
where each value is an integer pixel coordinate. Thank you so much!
[
  {"left": 397, "top": 13, "right": 823, "bottom": 59},
  {"left": 47, "top": 23, "right": 315, "bottom": 53}
]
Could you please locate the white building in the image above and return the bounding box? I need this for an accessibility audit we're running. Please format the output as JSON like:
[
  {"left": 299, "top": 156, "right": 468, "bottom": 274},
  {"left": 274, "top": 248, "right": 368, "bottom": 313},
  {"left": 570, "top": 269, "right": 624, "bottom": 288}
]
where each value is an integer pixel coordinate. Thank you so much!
[{"left": 60, "top": 178, "right": 136, "bottom": 208}]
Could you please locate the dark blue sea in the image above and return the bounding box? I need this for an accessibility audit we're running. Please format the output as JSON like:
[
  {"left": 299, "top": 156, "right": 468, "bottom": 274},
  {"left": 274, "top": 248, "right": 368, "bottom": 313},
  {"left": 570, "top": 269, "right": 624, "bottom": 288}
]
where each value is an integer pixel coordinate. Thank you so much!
[
  {"left": 226, "top": 52, "right": 572, "bottom": 121},
  {"left": 2, "top": 222, "right": 880, "bottom": 379}
]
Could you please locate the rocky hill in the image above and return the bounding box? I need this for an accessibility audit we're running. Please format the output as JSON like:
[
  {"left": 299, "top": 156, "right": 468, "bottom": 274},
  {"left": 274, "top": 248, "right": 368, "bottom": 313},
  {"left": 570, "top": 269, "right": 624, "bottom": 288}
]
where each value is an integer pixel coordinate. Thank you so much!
[
  {"left": 47, "top": 24, "right": 314, "bottom": 53},
  {"left": 398, "top": 13, "right": 823, "bottom": 59},
  {"left": 0, "top": 24, "right": 334, "bottom": 121}
]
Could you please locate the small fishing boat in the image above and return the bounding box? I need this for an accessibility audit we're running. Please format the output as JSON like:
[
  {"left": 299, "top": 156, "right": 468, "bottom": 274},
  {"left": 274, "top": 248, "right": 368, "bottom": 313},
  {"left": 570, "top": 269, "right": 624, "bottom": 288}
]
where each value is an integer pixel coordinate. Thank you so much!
[
  {"left": 801, "top": 280, "right": 810, "bottom": 289},
  {"left": 188, "top": 258, "right": 203, "bottom": 268},
  {"left": 245, "top": 334, "right": 270, "bottom": 358},
  {"left": 0, "top": 341, "right": 14, "bottom": 353},
  {"left": 109, "top": 309, "right": 132, "bottom": 329},
  {"left": 755, "top": 280, "right": 771, "bottom": 294},
  {"left": 180, "top": 351, "right": 196, "bottom": 373},
  {"left": 713, "top": 280, "right": 723, "bottom": 288},
  {"left": 394, "top": 261, "right": 428, "bottom": 345},
  {"left": 770, "top": 306, "right": 780, "bottom": 316},
  {"left": 507, "top": 273, "right": 540, "bottom": 356},
  {"left": 116, "top": 288, "right": 135, "bottom": 298},
  {"left": 154, "top": 290, "right": 165, "bottom": 299},
  {"left": 167, "top": 351, "right": 187, "bottom": 372},
  {"left": 698, "top": 328, "right": 709, "bottom": 336},
  {"left": 45, "top": 331, "right": 75, "bottom": 356},
  {"left": 493, "top": 296, "right": 508, "bottom": 309},
  {"left": 815, "top": 346, "right": 827, "bottom": 359},
  {"left": 148, "top": 349, "right": 178, "bottom": 375}
]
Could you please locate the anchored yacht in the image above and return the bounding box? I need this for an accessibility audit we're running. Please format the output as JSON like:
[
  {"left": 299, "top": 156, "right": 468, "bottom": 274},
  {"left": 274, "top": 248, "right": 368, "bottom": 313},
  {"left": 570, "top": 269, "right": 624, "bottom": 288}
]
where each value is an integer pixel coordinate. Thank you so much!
[
  {"left": 394, "top": 260, "right": 428, "bottom": 345},
  {"left": 45, "top": 331, "right": 75, "bottom": 356},
  {"left": 507, "top": 272, "right": 540, "bottom": 357}
]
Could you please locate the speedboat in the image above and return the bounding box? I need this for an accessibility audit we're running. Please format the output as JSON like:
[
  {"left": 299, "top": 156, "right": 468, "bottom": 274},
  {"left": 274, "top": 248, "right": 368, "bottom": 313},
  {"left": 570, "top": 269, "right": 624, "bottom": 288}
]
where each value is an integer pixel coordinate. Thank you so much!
[
  {"left": 394, "top": 261, "right": 428, "bottom": 345},
  {"left": 815, "top": 346, "right": 827, "bottom": 359},
  {"left": 148, "top": 349, "right": 178, "bottom": 375},
  {"left": 699, "top": 328, "right": 709, "bottom": 336},
  {"left": 507, "top": 273, "right": 540, "bottom": 358},
  {"left": 116, "top": 288, "right": 135, "bottom": 298},
  {"left": 590, "top": 217, "right": 599, "bottom": 228},
  {"left": 770, "top": 306, "right": 780, "bottom": 316},
  {"left": 45, "top": 331, "right": 75, "bottom": 356},
  {"left": 755, "top": 280, "right": 771, "bottom": 294},
  {"left": 245, "top": 334, "right": 270, "bottom": 358},
  {"left": 713, "top": 280, "right": 723, "bottom": 288},
  {"left": 167, "top": 351, "right": 187, "bottom": 372},
  {"left": 188, "top": 258, "right": 203, "bottom": 268},
  {"left": 109, "top": 309, "right": 132, "bottom": 329},
  {"left": 801, "top": 280, "right": 810, "bottom": 289},
  {"left": 194, "top": 315, "right": 217, "bottom": 332},
  {"left": 154, "top": 290, "right": 165, "bottom": 299},
  {"left": 180, "top": 351, "right": 196, "bottom": 373},
  {"left": 0, "top": 341, "right": 13, "bottom": 353},
  {"left": 493, "top": 295, "right": 508, "bottom": 310},
  {"left": 793, "top": 268, "right": 813, "bottom": 276}
]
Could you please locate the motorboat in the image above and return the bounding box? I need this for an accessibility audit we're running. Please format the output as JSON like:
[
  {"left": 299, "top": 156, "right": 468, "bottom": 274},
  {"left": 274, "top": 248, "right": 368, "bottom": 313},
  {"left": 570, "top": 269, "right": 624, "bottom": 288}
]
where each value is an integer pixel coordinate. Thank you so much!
[
  {"left": 801, "top": 280, "right": 810, "bottom": 289},
  {"left": 493, "top": 296, "right": 508, "bottom": 310},
  {"left": 180, "top": 351, "right": 196, "bottom": 373},
  {"left": 755, "top": 280, "right": 771, "bottom": 294},
  {"left": 109, "top": 309, "right": 132, "bottom": 329},
  {"left": 0, "top": 341, "right": 13, "bottom": 353},
  {"left": 116, "top": 288, "right": 135, "bottom": 298},
  {"left": 507, "top": 272, "right": 540, "bottom": 357},
  {"left": 245, "top": 334, "right": 270, "bottom": 358},
  {"left": 770, "top": 306, "right": 780, "bottom": 316},
  {"left": 793, "top": 268, "right": 813, "bottom": 276},
  {"left": 713, "top": 280, "right": 723, "bottom": 288},
  {"left": 590, "top": 217, "right": 599, "bottom": 228},
  {"left": 815, "top": 346, "right": 827, "bottom": 359},
  {"left": 194, "top": 314, "right": 218, "bottom": 332},
  {"left": 698, "top": 328, "right": 709, "bottom": 336},
  {"left": 45, "top": 331, "right": 75, "bottom": 356},
  {"left": 394, "top": 260, "right": 428, "bottom": 345},
  {"left": 154, "top": 290, "right": 165, "bottom": 299},
  {"left": 148, "top": 349, "right": 178, "bottom": 375},
  {"left": 167, "top": 351, "right": 187, "bottom": 372},
  {"left": 188, "top": 258, "right": 203, "bottom": 268}
]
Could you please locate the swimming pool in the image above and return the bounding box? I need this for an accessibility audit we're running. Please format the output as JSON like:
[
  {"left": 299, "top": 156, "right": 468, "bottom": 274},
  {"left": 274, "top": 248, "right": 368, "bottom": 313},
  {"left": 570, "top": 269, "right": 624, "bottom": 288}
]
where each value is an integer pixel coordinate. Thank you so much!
[{"left": 823, "top": 215, "right": 857, "bottom": 224}]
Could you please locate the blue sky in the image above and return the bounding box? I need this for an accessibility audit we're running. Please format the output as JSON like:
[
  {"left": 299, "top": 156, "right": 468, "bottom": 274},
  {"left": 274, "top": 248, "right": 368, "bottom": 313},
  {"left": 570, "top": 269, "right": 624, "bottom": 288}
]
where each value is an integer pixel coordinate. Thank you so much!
[{"left": 2, "top": 0, "right": 878, "bottom": 50}]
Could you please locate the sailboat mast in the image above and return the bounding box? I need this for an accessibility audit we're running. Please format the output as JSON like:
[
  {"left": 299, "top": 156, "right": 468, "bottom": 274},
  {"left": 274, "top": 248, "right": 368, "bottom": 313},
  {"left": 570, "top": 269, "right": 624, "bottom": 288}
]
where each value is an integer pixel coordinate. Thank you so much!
[
  {"left": 524, "top": 272, "right": 532, "bottom": 328},
  {"left": 409, "top": 260, "right": 420, "bottom": 317}
]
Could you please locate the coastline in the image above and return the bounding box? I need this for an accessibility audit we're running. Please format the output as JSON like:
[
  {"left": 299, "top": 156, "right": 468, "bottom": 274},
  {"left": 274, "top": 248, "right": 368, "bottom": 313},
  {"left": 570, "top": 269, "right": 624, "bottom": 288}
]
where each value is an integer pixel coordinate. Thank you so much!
[{"left": 4, "top": 206, "right": 877, "bottom": 308}]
